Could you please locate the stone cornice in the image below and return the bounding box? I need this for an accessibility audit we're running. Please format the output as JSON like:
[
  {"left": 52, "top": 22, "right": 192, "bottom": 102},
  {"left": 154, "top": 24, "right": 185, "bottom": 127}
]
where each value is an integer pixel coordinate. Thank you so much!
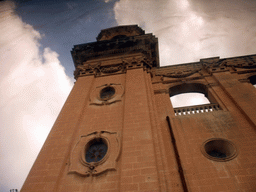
[
  {"left": 73, "top": 56, "right": 152, "bottom": 79},
  {"left": 152, "top": 54, "right": 256, "bottom": 80},
  {"left": 71, "top": 33, "right": 159, "bottom": 70},
  {"left": 71, "top": 25, "right": 256, "bottom": 81}
]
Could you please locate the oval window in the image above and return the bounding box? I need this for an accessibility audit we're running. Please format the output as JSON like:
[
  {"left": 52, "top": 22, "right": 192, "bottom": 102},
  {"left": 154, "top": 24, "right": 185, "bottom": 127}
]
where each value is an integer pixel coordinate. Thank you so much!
[
  {"left": 100, "top": 86, "right": 115, "bottom": 100},
  {"left": 85, "top": 139, "right": 108, "bottom": 163}
]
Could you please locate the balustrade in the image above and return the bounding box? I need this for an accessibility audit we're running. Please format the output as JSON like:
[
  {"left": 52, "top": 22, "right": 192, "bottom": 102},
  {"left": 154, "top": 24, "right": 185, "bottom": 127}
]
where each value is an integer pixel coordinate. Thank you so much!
[{"left": 174, "top": 103, "right": 220, "bottom": 116}]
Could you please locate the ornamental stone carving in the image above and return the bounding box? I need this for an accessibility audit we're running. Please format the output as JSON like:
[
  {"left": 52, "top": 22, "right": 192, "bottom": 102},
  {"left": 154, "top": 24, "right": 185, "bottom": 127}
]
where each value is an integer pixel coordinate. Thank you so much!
[
  {"left": 69, "top": 131, "right": 121, "bottom": 176},
  {"left": 89, "top": 83, "right": 124, "bottom": 106},
  {"left": 73, "top": 56, "right": 153, "bottom": 79}
]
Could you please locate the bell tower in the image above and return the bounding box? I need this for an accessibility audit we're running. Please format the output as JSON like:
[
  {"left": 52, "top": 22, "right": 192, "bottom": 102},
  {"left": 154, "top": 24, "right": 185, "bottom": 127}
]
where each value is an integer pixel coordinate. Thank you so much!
[{"left": 21, "top": 25, "right": 256, "bottom": 192}]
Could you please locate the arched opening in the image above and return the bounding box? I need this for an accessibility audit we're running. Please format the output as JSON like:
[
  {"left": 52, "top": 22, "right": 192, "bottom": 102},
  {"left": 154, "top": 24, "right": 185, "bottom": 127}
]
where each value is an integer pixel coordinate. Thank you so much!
[
  {"left": 169, "top": 83, "right": 220, "bottom": 115},
  {"left": 171, "top": 93, "right": 210, "bottom": 108},
  {"left": 248, "top": 75, "right": 256, "bottom": 87},
  {"left": 169, "top": 83, "right": 207, "bottom": 97}
]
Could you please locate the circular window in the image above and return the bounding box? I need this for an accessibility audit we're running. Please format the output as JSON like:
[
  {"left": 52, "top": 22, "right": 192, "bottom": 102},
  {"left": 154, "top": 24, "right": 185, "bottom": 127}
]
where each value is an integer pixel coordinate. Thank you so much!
[
  {"left": 100, "top": 86, "right": 115, "bottom": 100},
  {"left": 85, "top": 139, "right": 108, "bottom": 163},
  {"left": 202, "top": 138, "right": 237, "bottom": 162}
]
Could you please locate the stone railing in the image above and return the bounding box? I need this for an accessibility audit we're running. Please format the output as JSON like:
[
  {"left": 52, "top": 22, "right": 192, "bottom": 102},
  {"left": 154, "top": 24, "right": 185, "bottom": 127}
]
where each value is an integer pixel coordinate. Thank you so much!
[{"left": 174, "top": 103, "right": 220, "bottom": 116}]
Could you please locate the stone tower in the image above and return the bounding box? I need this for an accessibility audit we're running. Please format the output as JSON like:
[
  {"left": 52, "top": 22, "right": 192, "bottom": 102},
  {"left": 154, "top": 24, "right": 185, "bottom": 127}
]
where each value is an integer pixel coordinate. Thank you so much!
[{"left": 21, "top": 25, "right": 256, "bottom": 192}]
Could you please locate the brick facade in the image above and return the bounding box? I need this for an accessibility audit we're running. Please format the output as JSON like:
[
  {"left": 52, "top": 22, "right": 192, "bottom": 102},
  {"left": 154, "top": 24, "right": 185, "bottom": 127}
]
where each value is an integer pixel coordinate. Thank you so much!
[{"left": 21, "top": 25, "right": 256, "bottom": 192}]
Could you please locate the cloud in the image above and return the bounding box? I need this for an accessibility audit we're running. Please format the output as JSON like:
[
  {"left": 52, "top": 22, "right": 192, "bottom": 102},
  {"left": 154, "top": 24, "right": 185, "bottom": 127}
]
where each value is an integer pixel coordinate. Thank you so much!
[
  {"left": 171, "top": 93, "right": 210, "bottom": 108},
  {"left": 0, "top": 1, "right": 73, "bottom": 191},
  {"left": 113, "top": 0, "right": 256, "bottom": 66},
  {"left": 113, "top": 0, "right": 256, "bottom": 106}
]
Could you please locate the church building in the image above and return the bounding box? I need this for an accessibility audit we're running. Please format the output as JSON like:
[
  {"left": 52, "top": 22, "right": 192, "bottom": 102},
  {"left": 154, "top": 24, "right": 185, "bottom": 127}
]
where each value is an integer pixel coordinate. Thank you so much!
[{"left": 21, "top": 25, "right": 256, "bottom": 192}]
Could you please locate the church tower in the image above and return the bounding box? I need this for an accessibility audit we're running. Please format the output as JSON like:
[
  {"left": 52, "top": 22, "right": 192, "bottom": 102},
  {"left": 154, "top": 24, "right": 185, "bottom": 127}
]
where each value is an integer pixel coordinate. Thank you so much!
[{"left": 21, "top": 25, "right": 256, "bottom": 192}]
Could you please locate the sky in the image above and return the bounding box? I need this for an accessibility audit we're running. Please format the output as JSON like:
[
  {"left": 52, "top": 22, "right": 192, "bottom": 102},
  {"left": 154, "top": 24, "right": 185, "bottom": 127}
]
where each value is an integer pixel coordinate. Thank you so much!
[{"left": 1, "top": 0, "right": 256, "bottom": 191}]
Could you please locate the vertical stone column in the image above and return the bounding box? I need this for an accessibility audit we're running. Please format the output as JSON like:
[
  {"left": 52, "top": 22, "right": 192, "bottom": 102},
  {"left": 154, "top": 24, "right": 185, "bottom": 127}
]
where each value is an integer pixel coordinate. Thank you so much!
[
  {"left": 154, "top": 92, "right": 184, "bottom": 192},
  {"left": 213, "top": 71, "right": 256, "bottom": 127},
  {"left": 120, "top": 68, "right": 160, "bottom": 191}
]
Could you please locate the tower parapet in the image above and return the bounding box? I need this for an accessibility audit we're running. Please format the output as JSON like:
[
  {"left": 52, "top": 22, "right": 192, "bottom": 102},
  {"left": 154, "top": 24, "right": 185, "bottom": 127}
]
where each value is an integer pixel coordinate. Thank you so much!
[
  {"left": 96, "top": 25, "right": 145, "bottom": 41},
  {"left": 71, "top": 25, "right": 159, "bottom": 79}
]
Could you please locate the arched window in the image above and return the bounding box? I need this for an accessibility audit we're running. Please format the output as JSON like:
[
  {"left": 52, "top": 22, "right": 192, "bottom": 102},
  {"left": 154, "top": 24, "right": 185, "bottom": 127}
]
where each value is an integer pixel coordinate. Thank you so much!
[
  {"left": 171, "top": 93, "right": 210, "bottom": 108},
  {"left": 248, "top": 75, "right": 256, "bottom": 88},
  {"left": 169, "top": 83, "right": 220, "bottom": 115}
]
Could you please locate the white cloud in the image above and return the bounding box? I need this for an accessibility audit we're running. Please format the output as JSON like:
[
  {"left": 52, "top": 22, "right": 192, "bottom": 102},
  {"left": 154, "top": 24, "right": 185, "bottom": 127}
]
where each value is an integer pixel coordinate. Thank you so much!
[
  {"left": 0, "top": 1, "right": 73, "bottom": 191},
  {"left": 113, "top": 0, "right": 256, "bottom": 107},
  {"left": 113, "top": 0, "right": 256, "bottom": 66},
  {"left": 171, "top": 93, "right": 210, "bottom": 108}
]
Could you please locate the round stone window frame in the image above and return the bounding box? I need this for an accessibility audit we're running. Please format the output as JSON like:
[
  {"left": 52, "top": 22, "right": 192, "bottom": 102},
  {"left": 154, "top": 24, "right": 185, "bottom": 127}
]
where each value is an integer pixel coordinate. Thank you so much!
[
  {"left": 89, "top": 83, "right": 124, "bottom": 105},
  {"left": 201, "top": 138, "right": 238, "bottom": 162},
  {"left": 81, "top": 137, "right": 110, "bottom": 168},
  {"left": 69, "top": 131, "right": 121, "bottom": 176}
]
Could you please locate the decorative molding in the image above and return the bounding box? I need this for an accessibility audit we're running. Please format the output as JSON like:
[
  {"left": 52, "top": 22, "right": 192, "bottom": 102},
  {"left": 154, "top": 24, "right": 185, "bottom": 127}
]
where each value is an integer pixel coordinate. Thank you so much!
[
  {"left": 90, "top": 83, "right": 124, "bottom": 106},
  {"left": 225, "top": 56, "right": 256, "bottom": 69},
  {"left": 238, "top": 79, "right": 250, "bottom": 83},
  {"left": 236, "top": 69, "right": 256, "bottom": 74},
  {"left": 154, "top": 89, "right": 169, "bottom": 94},
  {"left": 69, "top": 131, "right": 121, "bottom": 176},
  {"left": 206, "top": 83, "right": 219, "bottom": 88},
  {"left": 152, "top": 56, "right": 256, "bottom": 81},
  {"left": 101, "top": 65, "right": 124, "bottom": 74},
  {"left": 202, "top": 59, "right": 227, "bottom": 68},
  {"left": 74, "top": 56, "right": 153, "bottom": 79},
  {"left": 71, "top": 32, "right": 159, "bottom": 70},
  {"left": 154, "top": 62, "right": 203, "bottom": 79},
  {"left": 156, "top": 69, "right": 201, "bottom": 78},
  {"left": 207, "top": 66, "right": 228, "bottom": 74},
  {"left": 160, "top": 76, "right": 203, "bottom": 85}
]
